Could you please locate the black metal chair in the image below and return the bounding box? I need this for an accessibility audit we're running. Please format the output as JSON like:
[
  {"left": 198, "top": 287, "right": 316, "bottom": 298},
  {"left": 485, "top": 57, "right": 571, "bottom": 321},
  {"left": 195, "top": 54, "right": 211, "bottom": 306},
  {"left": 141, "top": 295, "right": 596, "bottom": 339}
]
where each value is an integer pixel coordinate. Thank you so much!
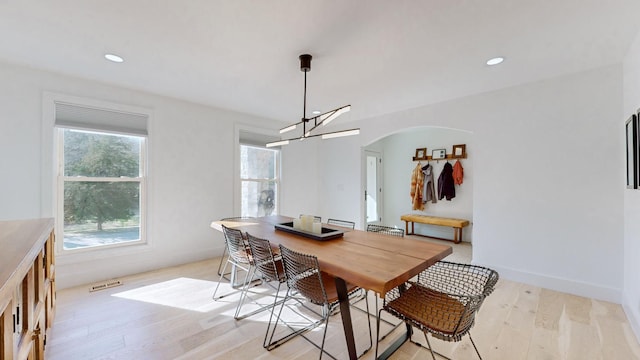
[
  {"left": 375, "top": 261, "right": 499, "bottom": 360},
  {"left": 327, "top": 218, "right": 355, "bottom": 229},
  {"left": 366, "top": 224, "right": 404, "bottom": 237},
  {"left": 244, "top": 233, "right": 288, "bottom": 345},
  {"left": 212, "top": 225, "right": 257, "bottom": 319},
  {"left": 216, "top": 217, "right": 256, "bottom": 279},
  {"left": 268, "top": 244, "right": 372, "bottom": 359}
]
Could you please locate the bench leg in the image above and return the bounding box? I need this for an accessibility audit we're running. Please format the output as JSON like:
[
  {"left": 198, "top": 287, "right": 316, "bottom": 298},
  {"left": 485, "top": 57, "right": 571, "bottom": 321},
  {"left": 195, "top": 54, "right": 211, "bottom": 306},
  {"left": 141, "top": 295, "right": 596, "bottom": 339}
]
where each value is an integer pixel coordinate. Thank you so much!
[{"left": 454, "top": 227, "right": 462, "bottom": 244}]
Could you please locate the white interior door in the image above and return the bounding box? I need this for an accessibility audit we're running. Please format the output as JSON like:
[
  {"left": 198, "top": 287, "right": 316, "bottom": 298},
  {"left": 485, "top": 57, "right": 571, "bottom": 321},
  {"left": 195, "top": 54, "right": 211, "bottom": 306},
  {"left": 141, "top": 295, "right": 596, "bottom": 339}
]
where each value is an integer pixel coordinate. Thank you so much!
[{"left": 365, "top": 151, "right": 382, "bottom": 224}]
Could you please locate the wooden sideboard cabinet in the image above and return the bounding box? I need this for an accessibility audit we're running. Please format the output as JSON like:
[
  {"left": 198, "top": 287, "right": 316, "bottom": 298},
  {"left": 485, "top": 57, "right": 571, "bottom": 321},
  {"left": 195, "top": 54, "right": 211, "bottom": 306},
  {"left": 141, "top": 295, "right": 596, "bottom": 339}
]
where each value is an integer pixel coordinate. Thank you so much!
[{"left": 0, "top": 218, "right": 55, "bottom": 360}]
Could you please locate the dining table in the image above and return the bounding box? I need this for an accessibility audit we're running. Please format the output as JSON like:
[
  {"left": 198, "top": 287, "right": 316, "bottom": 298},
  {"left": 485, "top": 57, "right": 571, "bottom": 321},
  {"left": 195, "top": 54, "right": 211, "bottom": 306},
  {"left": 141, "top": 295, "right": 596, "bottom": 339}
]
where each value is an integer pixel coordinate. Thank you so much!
[{"left": 211, "top": 215, "right": 452, "bottom": 360}]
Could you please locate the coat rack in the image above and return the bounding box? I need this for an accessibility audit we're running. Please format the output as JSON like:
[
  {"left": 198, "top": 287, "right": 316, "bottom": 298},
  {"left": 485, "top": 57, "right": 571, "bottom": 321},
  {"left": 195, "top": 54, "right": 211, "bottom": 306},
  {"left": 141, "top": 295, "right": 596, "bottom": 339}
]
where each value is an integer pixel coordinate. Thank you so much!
[{"left": 412, "top": 144, "right": 467, "bottom": 161}]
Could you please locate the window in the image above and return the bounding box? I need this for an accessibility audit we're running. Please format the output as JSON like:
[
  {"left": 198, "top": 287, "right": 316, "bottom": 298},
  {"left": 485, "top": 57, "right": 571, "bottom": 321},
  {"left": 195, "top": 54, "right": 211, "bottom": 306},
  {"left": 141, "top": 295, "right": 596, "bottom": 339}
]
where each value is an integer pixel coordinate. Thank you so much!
[
  {"left": 52, "top": 100, "right": 149, "bottom": 252},
  {"left": 240, "top": 144, "right": 279, "bottom": 217},
  {"left": 58, "top": 129, "right": 146, "bottom": 250}
]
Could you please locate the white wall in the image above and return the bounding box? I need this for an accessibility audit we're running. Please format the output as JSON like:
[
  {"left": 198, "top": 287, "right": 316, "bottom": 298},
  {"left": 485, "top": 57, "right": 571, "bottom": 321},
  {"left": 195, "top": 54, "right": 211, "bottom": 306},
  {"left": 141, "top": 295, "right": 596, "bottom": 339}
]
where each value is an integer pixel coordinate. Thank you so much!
[
  {"left": 283, "top": 65, "right": 624, "bottom": 302},
  {"left": 622, "top": 30, "right": 640, "bottom": 341},
  {"left": 370, "top": 127, "right": 473, "bottom": 241},
  {"left": 0, "top": 61, "right": 280, "bottom": 289}
]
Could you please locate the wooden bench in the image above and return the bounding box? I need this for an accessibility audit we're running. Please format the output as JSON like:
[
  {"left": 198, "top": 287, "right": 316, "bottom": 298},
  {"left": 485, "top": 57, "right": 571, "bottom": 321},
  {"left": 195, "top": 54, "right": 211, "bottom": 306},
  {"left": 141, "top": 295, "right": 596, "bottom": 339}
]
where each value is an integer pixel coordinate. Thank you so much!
[{"left": 401, "top": 214, "right": 469, "bottom": 244}]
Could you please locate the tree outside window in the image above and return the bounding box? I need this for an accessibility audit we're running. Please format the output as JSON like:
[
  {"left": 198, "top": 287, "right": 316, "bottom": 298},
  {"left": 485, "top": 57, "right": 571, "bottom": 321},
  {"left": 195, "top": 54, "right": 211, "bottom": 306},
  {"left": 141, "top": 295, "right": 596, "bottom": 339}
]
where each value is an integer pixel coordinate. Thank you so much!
[{"left": 60, "top": 129, "right": 145, "bottom": 249}]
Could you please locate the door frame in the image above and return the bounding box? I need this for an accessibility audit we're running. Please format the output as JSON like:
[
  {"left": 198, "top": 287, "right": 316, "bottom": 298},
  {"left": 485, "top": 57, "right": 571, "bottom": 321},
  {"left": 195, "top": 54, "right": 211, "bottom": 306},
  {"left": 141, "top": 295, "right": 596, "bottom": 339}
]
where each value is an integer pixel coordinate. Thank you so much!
[{"left": 363, "top": 150, "right": 383, "bottom": 228}]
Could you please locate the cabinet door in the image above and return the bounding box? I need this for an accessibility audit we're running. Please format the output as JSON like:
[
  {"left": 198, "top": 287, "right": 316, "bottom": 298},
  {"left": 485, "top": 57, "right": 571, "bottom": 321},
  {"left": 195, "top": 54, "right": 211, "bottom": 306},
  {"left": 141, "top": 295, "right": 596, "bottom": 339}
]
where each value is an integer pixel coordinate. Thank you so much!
[{"left": 1, "top": 302, "right": 15, "bottom": 360}]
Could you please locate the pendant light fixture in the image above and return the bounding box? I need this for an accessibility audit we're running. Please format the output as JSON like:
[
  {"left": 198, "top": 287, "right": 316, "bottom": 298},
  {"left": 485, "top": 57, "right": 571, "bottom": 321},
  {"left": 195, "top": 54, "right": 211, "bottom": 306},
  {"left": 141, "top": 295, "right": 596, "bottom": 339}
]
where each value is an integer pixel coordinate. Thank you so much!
[{"left": 266, "top": 54, "right": 359, "bottom": 147}]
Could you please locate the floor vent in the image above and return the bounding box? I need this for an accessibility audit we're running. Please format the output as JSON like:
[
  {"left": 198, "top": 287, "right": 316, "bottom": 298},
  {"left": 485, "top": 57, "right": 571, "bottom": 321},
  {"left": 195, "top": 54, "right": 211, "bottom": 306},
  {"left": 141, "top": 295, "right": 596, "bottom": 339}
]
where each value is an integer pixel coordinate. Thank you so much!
[{"left": 89, "top": 279, "right": 123, "bottom": 292}]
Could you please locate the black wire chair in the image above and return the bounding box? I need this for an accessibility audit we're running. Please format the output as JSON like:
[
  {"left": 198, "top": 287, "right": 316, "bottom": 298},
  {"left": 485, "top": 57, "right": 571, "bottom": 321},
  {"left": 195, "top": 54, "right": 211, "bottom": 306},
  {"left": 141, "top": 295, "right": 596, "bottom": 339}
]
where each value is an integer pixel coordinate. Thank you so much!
[
  {"left": 212, "top": 225, "right": 257, "bottom": 319},
  {"left": 327, "top": 218, "right": 356, "bottom": 229},
  {"left": 216, "top": 217, "right": 256, "bottom": 279},
  {"left": 375, "top": 261, "right": 499, "bottom": 360},
  {"left": 268, "top": 244, "right": 372, "bottom": 359},
  {"left": 244, "top": 233, "right": 288, "bottom": 344},
  {"left": 366, "top": 224, "right": 404, "bottom": 237}
]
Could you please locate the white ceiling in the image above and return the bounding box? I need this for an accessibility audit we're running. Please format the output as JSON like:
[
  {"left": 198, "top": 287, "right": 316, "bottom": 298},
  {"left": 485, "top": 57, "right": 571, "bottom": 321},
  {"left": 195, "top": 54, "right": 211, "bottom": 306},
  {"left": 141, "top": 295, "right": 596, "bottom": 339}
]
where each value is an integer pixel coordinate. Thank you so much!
[{"left": 1, "top": 0, "right": 639, "bottom": 124}]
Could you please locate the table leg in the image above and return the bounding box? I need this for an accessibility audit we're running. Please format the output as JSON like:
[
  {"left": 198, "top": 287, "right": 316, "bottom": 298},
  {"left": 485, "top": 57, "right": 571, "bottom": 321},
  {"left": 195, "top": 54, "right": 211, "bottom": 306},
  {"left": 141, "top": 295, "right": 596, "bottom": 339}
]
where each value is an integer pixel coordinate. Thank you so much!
[{"left": 335, "top": 277, "right": 357, "bottom": 360}]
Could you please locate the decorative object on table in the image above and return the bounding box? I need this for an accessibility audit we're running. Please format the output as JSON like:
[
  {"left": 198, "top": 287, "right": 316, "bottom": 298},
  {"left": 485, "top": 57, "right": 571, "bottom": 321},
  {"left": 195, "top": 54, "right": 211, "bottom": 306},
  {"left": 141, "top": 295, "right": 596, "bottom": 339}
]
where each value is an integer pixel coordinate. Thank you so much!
[
  {"left": 293, "top": 214, "right": 322, "bottom": 233},
  {"left": 274, "top": 221, "right": 344, "bottom": 240},
  {"left": 413, "top": 147, "right": 428, "bottom": 161},
  {"left": 432, "top": 148, "right": 446, "bottom": 160},
  {"left": 437, "top": 162, "right": 455, "bottom": 201},
  {"left": 453, "top": 159, "right": 464, "bottom": 185},
  {"left": 627, "top": 113, "right": 638, "bottom": 189},
  {"left": 452, "top": 144, "right": 467, "bottom": 159},
  {"left": 266, "top": 54, "right": 359, "bottom": 147},
  {"left": 421, "top": 162, "right": 437, "bottom": 204},
  {"left": 375, "top": 261, "right": 499, "bottom": 360},
  {"left": 411, "top": 162, "right": 425, "bottom": 210}
]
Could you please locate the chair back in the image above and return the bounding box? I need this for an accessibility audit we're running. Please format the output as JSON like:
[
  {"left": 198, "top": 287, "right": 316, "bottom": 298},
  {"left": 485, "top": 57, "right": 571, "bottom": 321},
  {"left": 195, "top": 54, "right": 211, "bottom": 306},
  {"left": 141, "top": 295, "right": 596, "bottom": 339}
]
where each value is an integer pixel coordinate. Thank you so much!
[
  {"left": 415, "top": 261, "right": 499, "bottom": 339},
  {"left": 221, "top": 224, "right": 251, "bottom": 264},
  {"left": 246, "top": 233, "right": 283, "bottom": 283},
  {"left": 418, "top": 261, "right": 499, "bottom": 298},
  {"left": 327, "top": 218, "right": 355, "bottom": 229},
  {"left": 278, "top": 245, "right": 328, "bottom": 306},
  {"left": 366, "top": 224, "right": 404, "bottom": 237}
]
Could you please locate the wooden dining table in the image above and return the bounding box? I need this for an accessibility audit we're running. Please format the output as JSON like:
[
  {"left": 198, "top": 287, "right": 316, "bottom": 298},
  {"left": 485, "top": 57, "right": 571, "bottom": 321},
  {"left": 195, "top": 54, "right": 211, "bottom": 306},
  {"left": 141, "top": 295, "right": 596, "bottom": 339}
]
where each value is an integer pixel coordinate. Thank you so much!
[{"left": 211, "top": 215, "right": 452, "bottom": 360}]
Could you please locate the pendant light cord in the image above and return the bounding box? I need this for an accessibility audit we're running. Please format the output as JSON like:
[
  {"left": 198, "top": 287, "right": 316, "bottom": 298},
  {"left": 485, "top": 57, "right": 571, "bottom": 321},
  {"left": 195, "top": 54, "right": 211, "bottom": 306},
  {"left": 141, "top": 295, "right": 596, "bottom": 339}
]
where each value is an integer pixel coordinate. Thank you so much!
[{"left": 303, "top": 70, "right": 307, "bottom": 120}]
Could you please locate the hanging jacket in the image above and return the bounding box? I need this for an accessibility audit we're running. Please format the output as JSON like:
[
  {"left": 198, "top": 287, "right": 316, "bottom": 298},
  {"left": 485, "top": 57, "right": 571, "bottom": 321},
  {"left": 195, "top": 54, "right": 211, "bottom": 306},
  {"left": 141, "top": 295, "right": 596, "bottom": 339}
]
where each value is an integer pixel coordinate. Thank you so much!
[
  {"left": 438, "top": 162, "right": 456, "bottom": 201},
  {"left": 453, "top": 160, "right": 464, "bottom": 185},
  {"left": 422, "top": 163, "right": 437, "bottom": 204},
  {"left": 410, "top": 163, "right": 425, "bottom": 210}
]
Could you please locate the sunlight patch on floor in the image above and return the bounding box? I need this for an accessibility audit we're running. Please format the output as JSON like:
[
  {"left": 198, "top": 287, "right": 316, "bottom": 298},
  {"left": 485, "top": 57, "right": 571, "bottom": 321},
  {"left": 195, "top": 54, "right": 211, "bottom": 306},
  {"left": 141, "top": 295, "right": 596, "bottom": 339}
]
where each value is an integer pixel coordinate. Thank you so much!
[{"left": 112, "top": 277, "right": 230, "bottom": 312}]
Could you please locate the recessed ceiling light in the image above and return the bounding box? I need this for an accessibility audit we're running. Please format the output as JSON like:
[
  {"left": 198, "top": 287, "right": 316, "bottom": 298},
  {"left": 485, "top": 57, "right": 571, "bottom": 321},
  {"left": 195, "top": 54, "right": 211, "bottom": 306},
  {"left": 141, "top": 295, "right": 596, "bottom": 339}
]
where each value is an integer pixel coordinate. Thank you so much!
[
  {"left": 312, "top": 110, "right": 321, "bottom": 115},
  {"left": 486, "top": 57, "right": 504, "bottom": 66},
  {"left": 105, "top": 53, "right": 124, "bottom": 63}
]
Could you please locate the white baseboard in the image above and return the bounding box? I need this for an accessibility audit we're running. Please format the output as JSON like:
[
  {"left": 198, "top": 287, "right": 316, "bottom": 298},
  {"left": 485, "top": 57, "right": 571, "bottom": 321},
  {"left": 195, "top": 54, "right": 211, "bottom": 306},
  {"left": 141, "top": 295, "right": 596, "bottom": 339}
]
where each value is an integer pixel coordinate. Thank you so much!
[
  {"left": 478, "top": 263, "right": 622, "bottom": 303},
  {"left": 623, "top": 297, "right": 640, "bottom": 345}
]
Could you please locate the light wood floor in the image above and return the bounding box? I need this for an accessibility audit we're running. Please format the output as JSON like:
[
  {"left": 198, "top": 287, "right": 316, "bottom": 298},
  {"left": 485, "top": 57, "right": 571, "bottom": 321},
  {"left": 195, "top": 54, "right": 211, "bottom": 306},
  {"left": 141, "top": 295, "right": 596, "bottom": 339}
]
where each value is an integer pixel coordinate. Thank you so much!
[{"left": 45, "top": 255, "right": 640, "bottom": 359}]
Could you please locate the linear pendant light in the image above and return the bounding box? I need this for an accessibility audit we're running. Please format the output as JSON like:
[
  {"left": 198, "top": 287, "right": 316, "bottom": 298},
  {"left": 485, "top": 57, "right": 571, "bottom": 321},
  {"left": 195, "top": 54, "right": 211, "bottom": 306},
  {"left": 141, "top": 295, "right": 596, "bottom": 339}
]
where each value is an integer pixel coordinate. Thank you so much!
[{"left": 266, "top": 54, "right": 359, "bottom": 147}]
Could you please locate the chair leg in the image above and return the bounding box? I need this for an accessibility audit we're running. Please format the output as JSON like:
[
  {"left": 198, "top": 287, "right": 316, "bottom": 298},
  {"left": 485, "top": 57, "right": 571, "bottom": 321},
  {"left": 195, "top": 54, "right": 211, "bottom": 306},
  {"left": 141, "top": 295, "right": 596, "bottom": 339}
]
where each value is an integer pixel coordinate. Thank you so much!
[
  {"left": 234, "top": 266, "right": 257, "bottom": 319},
  {"left": 410, "top": 331, "right": 453, "bottom": 360},
  {"left": 265, "top": 288, "right": 324, "bottom": 350},
  {"left": 371, "top": 292, "right": 402, "bottom": 341},
  {"left": 212, "top": 258, "right": 231, "bottom": 300},
  {"left": 316, "top": 305, "right": 331, "bottom": 360},
  {"left": 263, "top": 282, "right": 283, "bottom": 348},
  {"left": 375, "top": 307, "right": 384, "bottom": 359},
  {"left": 422, "top": 332, "right": 437, "bottom": 360},
  {"left": 212, "top": 260, "right": 252, "bottom": 300},
  {"left": 361, "top": 292, "right": 373, "bottom": 357},
  {"left": 469, "top": 333, "right": 483, "bottom": 360},
  {"left": 216, "top": 246, "right": 230, "bottom": 278}
]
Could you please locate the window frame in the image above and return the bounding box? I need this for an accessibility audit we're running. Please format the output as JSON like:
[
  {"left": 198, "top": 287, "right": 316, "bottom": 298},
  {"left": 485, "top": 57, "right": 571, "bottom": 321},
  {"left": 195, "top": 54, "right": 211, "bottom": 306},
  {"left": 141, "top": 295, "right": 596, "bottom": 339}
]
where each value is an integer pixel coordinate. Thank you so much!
[
  {"left": 55, "top": 128, "right": 148, "bottom": 253},
  {"left": 239, "top": 143, "right": 280, "bottom": 218}
]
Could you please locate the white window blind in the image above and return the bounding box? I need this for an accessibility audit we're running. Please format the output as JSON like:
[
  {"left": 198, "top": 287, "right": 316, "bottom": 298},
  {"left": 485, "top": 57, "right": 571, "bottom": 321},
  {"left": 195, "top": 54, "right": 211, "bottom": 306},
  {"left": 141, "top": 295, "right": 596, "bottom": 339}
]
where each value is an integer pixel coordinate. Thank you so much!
[
  {"left": 54, "top": 102, "right": 148, "bottom": 136},
  {"left": 239, "top": 130, "right": 279, "bottom": 147}
]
